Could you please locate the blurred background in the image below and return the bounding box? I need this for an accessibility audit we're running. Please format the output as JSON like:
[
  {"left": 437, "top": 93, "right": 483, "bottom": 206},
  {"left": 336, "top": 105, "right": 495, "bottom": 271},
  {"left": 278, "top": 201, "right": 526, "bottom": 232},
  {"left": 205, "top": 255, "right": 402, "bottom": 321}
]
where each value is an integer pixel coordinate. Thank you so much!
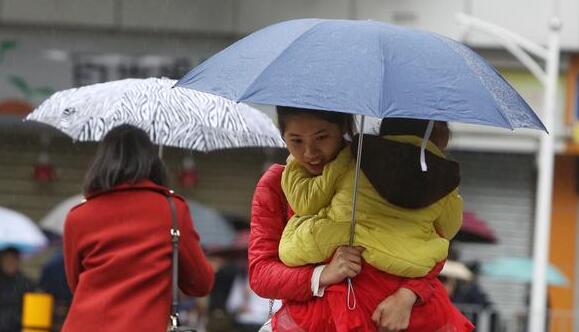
[{"left": 0, "top": 1, "right": 578, "bottom": 331}]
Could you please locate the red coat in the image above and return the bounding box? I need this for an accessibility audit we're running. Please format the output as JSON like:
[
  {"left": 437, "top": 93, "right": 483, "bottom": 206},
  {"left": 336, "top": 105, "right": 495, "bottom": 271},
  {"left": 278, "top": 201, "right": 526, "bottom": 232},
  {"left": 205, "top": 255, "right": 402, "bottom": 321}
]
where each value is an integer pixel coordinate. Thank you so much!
[
  {"left": 250, "top": 165, "right": 473, "bottom": 332},
  {"left": 63, "top": 180, "right": 214, "bottom": 332}
]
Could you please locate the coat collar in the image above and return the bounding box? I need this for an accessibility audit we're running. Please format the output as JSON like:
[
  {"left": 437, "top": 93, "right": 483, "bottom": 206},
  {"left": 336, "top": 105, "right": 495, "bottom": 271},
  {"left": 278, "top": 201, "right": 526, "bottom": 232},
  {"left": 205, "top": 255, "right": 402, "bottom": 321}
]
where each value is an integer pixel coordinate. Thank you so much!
[{"left": 85, "top": 179, "right": 173, "bottom": 200}]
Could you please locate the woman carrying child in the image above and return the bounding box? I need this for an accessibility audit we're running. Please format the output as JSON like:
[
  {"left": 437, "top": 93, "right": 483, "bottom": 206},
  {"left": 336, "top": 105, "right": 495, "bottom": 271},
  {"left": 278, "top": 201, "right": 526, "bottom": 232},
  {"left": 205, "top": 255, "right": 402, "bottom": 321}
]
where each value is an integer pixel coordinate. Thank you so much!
[{"left": 249, "top": 107, "right": 473, "bottom": 331}]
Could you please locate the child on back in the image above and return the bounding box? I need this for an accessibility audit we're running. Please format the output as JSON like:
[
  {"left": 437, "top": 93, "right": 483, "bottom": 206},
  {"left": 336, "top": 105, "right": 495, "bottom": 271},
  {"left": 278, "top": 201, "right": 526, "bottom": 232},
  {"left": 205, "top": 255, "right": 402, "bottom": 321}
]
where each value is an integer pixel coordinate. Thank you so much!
[{"left": 278, "top": 117, "right": 472, "bottom": 331}]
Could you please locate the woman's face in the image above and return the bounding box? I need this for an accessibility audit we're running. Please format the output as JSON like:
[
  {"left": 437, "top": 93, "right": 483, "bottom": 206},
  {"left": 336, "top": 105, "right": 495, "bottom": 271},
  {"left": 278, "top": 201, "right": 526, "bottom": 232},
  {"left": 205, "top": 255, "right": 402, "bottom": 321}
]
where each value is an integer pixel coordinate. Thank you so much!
[{"left": 283, "top": 114, "right": 345, "bottom": 175}]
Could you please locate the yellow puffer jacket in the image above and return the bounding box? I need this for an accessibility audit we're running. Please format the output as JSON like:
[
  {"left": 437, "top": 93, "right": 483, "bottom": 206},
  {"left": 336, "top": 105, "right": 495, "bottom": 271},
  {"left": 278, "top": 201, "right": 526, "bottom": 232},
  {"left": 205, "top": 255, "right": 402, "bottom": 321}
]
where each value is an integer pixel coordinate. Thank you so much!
[{"left": 279, "top": 135, "right": 463, "bottom": 278}]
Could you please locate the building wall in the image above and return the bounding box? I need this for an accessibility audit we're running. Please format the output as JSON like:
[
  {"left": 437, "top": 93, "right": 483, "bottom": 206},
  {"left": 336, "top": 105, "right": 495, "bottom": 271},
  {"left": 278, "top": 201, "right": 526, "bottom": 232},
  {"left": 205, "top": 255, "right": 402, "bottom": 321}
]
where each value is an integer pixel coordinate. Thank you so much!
[
  {"left": 1, "top": 0, "right": 577, "bottom": 48},
  {"left": 548, "top": 156, "right": 577, "bottom": 332},
  {"left": 0, "top": 125, "right": 281, "bottom": 223},
  {"left": 0, "top": 26, "right": 234, "bottom": 104},
  {"left": 452, "top": 150, "right": 536, "bottom": 315}
]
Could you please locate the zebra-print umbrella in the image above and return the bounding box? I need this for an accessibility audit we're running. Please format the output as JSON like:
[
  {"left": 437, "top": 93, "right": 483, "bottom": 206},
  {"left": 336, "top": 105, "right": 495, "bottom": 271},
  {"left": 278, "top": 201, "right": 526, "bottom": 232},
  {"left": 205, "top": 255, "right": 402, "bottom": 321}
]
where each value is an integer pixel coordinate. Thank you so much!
[{"left": 26, "top": 77, "right": 285, "bottom": 151}]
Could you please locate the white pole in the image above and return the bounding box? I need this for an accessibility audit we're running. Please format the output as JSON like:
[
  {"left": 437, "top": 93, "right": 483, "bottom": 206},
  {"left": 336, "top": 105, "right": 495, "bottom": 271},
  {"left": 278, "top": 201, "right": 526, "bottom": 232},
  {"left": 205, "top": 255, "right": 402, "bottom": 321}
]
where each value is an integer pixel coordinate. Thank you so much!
[
  {"left": 456, "top": 12, "right": 562, "bottom": 332},
  {"left": 456, "top": 13, "right": 547, "bottom": 84},
  {"left": 528, "top": 17, "right": 561, "bottom": 332}
]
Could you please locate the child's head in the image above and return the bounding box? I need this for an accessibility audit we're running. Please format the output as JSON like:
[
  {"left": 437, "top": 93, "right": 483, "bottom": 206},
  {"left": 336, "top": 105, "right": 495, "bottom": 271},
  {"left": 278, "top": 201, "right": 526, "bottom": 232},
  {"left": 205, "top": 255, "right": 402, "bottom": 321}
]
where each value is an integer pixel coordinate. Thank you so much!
[{"left": 379, "top": 118, "right": 450, "bottom": 150}]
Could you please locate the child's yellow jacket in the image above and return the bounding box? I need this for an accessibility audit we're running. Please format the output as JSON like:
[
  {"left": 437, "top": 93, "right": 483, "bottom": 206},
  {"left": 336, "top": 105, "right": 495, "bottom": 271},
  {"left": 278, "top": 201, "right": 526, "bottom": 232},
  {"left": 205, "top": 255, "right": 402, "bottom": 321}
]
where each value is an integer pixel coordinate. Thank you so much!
[{"left": 279, "top": 135, "right": 463, "bottom": 278}]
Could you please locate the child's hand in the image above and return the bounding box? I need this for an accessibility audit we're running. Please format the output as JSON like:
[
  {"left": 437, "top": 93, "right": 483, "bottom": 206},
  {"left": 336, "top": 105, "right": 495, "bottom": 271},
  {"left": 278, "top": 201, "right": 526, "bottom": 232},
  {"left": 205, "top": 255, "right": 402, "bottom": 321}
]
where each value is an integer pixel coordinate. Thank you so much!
[
  {"left": 319, "top": 246, "right": 364, "bottom": 287},
  {"left": 371, "top": 287, "right": 417, "bottom": 331}
]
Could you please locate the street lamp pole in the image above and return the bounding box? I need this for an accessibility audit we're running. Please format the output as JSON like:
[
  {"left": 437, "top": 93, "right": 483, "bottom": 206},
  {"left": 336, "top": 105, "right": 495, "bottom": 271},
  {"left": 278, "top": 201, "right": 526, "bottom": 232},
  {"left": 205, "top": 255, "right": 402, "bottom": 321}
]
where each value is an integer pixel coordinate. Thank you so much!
[
  {"left": 529, "top": 18, "right": 561, "bottom": 332},
  {"left": 456, "top": 13, "right": 561, "bottom": 332}
]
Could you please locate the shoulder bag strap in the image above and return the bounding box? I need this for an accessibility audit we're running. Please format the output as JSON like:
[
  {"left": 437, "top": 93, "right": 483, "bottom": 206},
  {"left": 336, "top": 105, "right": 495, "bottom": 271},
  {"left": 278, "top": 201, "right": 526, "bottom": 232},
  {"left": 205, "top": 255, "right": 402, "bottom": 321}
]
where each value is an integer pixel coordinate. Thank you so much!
[{"left": 166, "top": 194, "right": 181, "bottom": 330}]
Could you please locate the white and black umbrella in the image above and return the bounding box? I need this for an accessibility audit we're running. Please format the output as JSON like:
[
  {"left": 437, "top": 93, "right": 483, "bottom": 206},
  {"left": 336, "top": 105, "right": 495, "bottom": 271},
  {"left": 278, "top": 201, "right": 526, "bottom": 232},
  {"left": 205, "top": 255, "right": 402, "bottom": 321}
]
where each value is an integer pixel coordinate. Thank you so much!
[{"left": 26, "top": 77, "right": 285, "bottom": 152}]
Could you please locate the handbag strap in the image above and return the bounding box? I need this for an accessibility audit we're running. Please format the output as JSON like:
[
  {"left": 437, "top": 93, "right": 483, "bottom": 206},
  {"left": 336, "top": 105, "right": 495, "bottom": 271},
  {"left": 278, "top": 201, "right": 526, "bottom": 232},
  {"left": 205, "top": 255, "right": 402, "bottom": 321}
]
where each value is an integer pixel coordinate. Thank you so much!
[{"left": 166, "top": 194, "right": 181, "bottom": 329}]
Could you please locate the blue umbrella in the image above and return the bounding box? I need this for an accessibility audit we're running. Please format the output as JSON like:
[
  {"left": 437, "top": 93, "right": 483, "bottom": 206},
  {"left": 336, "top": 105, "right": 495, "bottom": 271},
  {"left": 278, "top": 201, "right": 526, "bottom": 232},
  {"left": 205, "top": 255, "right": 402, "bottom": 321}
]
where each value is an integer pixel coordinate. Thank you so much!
[
  {"left": 177, "top": 18, "right": 545, "bottom": 131},
  {"left": 177, "top": 19, "right": 548, "bottom": 307},
  {"left": 481, "top": 257, "right": 568, "bottom": 286}
]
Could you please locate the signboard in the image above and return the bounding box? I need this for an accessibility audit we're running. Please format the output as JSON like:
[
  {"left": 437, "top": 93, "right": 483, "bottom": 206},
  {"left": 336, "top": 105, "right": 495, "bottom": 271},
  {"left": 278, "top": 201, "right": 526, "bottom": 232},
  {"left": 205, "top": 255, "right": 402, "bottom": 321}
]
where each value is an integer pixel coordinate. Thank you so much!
[{"left": 0, "top": 31, "right": 228, "bottom": 117}]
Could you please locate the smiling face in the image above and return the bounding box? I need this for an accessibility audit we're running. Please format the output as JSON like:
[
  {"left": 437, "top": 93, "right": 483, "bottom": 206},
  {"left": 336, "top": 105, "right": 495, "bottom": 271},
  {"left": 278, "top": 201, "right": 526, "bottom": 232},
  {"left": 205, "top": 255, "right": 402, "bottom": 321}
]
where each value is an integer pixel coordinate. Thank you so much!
[{"left": 282, "top": 114, "right": 346, "bottom": 175}]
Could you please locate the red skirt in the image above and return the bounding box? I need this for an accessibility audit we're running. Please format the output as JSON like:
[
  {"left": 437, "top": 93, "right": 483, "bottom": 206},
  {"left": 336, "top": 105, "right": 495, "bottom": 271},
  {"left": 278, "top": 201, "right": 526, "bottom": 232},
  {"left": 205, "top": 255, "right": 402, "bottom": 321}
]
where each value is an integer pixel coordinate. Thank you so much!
[{"left": 273, "top": 263, "right": 474, "bottom": 332}]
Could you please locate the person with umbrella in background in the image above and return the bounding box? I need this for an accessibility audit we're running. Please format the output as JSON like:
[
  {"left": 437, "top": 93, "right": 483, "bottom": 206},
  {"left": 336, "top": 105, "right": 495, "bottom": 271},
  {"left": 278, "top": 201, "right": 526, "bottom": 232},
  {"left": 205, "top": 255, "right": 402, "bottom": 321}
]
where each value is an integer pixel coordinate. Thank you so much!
[
  {"left": 451, "top": 262, "right": 498, "bottom": 330},
  {"left": 0, "top": 247, "right": 35, "bottom": 332},
  {"left": 61, "top": 125, "right": 214, "bottom": 332},
  {"left": 0, "top": 207, "right": 45, "bottom": 332}
]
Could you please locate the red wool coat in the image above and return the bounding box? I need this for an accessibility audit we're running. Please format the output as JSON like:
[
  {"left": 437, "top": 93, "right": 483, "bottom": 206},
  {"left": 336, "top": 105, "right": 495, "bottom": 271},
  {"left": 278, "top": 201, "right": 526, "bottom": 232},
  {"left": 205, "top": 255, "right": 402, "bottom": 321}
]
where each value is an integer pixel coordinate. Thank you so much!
[
  {"left": 62, "top": 180, "right": 214, "bottom": 332},
  {"left": 249, "top": 164, "right": 473, "bottom": 332}
]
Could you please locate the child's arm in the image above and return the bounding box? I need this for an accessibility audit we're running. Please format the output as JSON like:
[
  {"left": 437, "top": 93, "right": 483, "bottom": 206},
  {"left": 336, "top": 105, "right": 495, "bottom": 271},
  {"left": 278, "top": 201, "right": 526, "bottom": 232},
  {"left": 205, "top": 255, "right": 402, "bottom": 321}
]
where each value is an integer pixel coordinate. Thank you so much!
[
  {"left": 281, "top": 147, "right": 352, "bottom": 215},
  {"left": 433, "top": 189, "right": 464, "bottom": 240},
  {"left": 373, "top": 260, "right": 445, "bottom": 329},
  {"left": 279, "top": 215, "right": 325, "bottom": 266},
  {"left": 398, "top": 260, "right": 445, "bottom": 303},
  {"left": 279, "top": 214, "right": 349, "bottom": 266}
]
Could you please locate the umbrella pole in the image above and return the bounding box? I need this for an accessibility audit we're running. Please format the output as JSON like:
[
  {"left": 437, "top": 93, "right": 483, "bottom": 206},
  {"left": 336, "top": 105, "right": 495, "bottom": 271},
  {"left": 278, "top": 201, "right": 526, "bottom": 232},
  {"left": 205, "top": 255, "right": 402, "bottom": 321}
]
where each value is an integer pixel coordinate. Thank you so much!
[
  {"left": 347, "top": 115, "right": 365, "bottom": 311},
  {"left": 158, "top": 145, "right": 164, "bottom": 159},
  {"left": 348, "top": 115, "right": 365, "bottom": 245}
]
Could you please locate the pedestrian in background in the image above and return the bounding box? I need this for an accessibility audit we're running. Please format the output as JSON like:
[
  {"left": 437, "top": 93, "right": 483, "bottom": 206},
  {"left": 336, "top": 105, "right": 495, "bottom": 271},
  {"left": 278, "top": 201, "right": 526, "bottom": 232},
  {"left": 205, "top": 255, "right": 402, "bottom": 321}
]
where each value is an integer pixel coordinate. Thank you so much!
[
  {"left": 0, "top": 247, "right": 35, "bottom": 332},
  {"left": 62, "top": 125, "right": 214, "bottom": 332}
]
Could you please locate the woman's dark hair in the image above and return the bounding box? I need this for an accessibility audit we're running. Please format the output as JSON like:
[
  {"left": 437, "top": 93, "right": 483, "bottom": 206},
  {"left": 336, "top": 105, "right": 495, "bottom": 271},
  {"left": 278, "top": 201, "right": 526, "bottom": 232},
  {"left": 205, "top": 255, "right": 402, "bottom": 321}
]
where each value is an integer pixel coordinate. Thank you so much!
[
  {"left": 276, "top": 106, "right": 355, "bottom": 137},
  {"left": 83, "top": 124, "right": 168, "bottom": 194}
]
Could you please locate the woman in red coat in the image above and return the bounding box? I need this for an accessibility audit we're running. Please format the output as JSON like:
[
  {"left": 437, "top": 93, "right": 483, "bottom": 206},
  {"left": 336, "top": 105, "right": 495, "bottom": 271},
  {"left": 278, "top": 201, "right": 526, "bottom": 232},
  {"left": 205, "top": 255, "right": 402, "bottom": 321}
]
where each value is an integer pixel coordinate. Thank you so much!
[
  {"left": 249, "top": 107, "right": 472, "bottom": 331},
  {"left": 62, "top": 125, "right": 214, "bottom": 332}
]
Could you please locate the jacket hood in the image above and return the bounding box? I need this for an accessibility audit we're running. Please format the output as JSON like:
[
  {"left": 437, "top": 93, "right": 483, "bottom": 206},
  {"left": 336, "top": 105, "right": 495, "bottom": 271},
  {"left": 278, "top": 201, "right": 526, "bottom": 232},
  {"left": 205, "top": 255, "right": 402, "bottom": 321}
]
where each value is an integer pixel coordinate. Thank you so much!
[{"left": 351, "top": 134, "right": 460, "bottom": 209}]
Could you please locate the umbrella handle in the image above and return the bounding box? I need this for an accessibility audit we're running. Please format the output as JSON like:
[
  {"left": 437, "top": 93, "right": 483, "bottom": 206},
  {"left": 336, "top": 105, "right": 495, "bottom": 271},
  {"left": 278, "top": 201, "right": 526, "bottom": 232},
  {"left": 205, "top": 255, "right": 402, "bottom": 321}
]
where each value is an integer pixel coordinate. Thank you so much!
[
  {"left": 346, "top": 278, "right": 357, "bottom": 310},
  {"left": 158, "top": 145, "right": 164, "bottom": 159}
]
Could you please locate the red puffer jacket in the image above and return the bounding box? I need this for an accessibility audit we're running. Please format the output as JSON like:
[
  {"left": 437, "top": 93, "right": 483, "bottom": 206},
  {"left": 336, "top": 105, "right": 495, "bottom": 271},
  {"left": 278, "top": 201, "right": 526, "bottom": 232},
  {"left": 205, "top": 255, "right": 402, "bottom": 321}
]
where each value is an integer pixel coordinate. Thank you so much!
[
  {"left": 250, "top": 165, "right": 472, "bottom": 331},
  {"left": 249, "top": 164, "right": 315, "bottom": 302}
]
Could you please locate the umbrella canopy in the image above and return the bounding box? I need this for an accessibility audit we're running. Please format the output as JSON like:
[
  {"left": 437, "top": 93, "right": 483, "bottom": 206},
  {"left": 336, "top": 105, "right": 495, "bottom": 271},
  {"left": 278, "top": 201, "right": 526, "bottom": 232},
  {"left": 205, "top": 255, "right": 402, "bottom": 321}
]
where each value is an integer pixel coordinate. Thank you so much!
[
  {"left": 187, "top": 200, "right": 236, "bottom": 249},
  {"left": 0, "top": 206, "right": 48, "bottom": 253},
  {"left": 440, "top": 260, "right": 473, "bottom": 281},
  {"left": 39, "top": 194, "right": 84, "bottom": 235},
  {"left": 455, "top": 212, "right": 497, "bottom": 244},
  {"left": 177, "top": 18, "right": 545, "bottom": 131},
  {"left": 38, "top": 195, "right": 235, "bottom": 249},
  {"left": 205, "top": 229, "right": 250, "bottom": 258},
  {"left": 481, "top": 257, "right": 568, "bottom": 286},
  {"left": 26, "top": 77, "right": 285, "bottom": 152}
]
